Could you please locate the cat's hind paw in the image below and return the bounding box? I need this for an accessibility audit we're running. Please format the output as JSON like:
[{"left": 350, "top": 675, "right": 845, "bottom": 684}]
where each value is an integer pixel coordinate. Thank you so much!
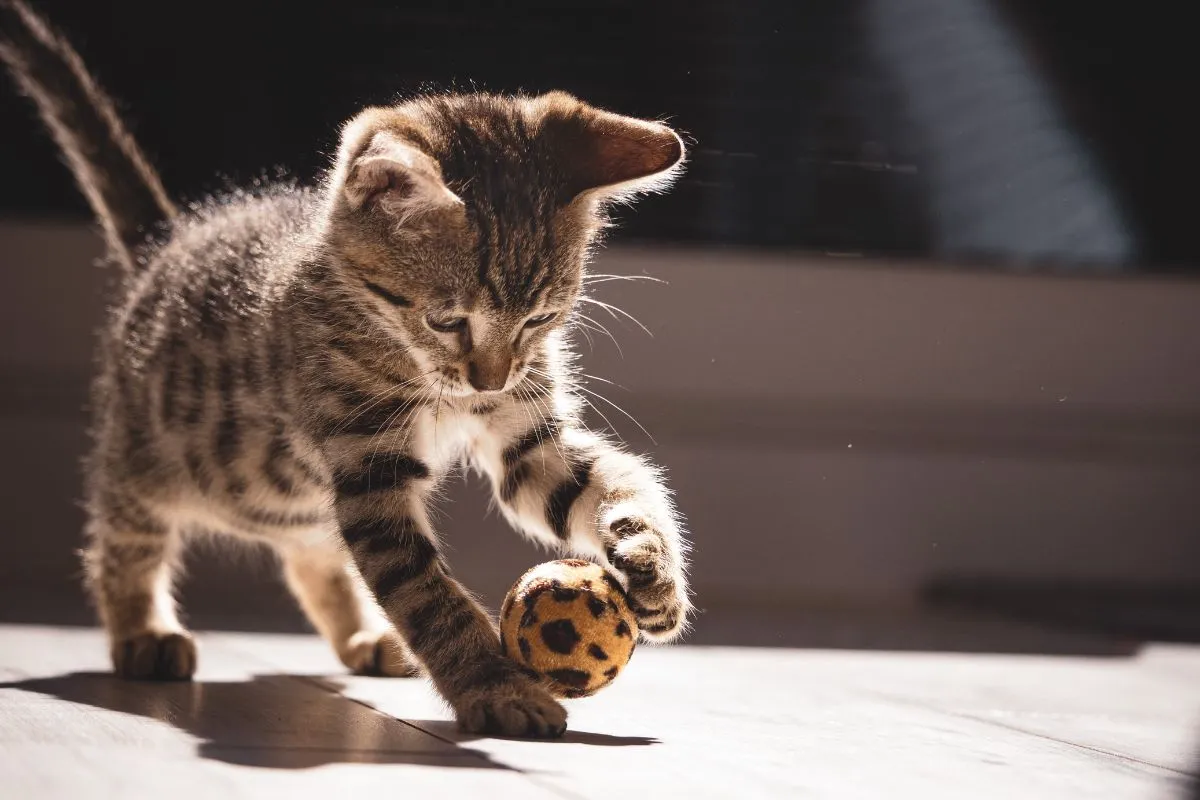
[{"left": 343, "top": 630, "right": 421, "bottom": 677}]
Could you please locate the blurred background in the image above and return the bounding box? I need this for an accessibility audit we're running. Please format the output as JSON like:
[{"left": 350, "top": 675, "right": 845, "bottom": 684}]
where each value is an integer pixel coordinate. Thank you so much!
[{"left": 1, "top": 0, "right": 1198, "bottom": 651}]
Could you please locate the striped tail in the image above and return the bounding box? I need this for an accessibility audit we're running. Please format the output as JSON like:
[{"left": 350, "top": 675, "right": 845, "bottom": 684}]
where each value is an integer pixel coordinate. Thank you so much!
[{"left": 0, "top": 0, "right": 175, "bottom": 270}]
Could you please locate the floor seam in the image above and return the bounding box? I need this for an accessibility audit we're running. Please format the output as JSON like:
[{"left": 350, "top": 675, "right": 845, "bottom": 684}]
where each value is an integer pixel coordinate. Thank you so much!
[
  {"left": 203, "top": 636, "right": 487, "bottom": 755},
  {"left": 866, "top": 689, "right": 1196, "bottom": 779},
  {"left": 952, "top": 711, "right": 1197, "bottom": 779},
  {"left": 293, "top": 675, "right": 587, "bottom": 799},
  {"left": 290, "top": 673, "right": 467, "bottom": 747},
  {"left": 195, "top": 635, "right": 591, "bottom": 798}
]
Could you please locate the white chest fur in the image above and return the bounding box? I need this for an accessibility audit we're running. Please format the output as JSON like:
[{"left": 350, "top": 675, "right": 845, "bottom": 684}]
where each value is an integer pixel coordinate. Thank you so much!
[{"left": 417, "top": 403, "right": 495, "bottom": 474}]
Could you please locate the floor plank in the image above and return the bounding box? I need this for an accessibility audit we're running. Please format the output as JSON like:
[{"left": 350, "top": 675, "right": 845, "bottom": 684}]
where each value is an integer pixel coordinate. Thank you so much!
[
  {"left": 2, "top": 624, "right": 1198, "bottom": 799},
  {"left": 231, "top": 627, "right": 1200, "bottom": 799},
  {"left": 334, "top": 646, "right": 1195, "bottom": 800},
  {"left": 823, "top": 646, "right": 1200, "bottom": 774},
  {"left": 0, "top": 743, "right": 565, "bottom": 800}
]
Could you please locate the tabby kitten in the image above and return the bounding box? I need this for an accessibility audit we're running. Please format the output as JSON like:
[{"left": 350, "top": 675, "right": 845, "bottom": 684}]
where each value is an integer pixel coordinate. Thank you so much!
[{"left": 0, "top": 0, "right": 691, "bottom": 737}]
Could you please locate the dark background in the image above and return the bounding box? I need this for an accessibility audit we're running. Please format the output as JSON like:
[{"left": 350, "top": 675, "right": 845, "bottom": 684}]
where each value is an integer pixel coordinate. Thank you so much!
[
  {"left": 1, "top": 0, "right": 1196, "bottom": 271},
  {"left": 2, "top": 1, "right": 1199, "bottom": 646}
]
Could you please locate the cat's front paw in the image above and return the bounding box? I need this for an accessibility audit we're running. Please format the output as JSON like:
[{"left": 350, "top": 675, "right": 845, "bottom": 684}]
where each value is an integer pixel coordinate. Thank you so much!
[
  {"left": 112, "top": 631, "right": 197, "bottom": 681},
  {"left": 608, "top": 517, "right": 691, "bottom": 641},
  {"left": 454, "top": 671, "right": 567, "bottom": 739}
]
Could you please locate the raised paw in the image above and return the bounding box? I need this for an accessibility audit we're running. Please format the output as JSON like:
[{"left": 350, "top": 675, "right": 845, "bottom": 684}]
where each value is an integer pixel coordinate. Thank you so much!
[
  {"left": 342, "top": 630, "right": 421, "bottom": 677},
  {"left": 455, "top": 675, "right": 568, "bottom": 739},
  {"left": 112, "top": 631, "right": 197, "bottom": 681},
  {"left": 608, "top": 518, "right": 691, "bottom": 642}
]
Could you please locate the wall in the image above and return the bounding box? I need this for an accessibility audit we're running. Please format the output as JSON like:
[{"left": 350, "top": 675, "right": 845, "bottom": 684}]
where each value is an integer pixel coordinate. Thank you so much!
[{"left": 2, "top": 221, "right": 1198, "bottom": 628}]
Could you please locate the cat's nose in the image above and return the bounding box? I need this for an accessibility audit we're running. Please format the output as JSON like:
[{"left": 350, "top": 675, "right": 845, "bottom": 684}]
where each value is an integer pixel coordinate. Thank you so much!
[{"left": 467, "top": 358, "right": 510, "bottom": 392}]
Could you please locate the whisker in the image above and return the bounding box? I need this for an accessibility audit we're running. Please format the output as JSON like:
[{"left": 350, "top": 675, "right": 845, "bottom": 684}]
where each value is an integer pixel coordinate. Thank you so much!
[
  {"left": 364, "top": 374, "right": 434, "bottom": 478},
  {"left": 572, "top": 392, "right": 620, "bottom": 439},
  {"left": 567, "top": 319, "right": 596, "bottom": 350},
  {"left": 580, "top": 372, "right": 627, "bottom": 391},
  {"left": 583, "top": 273, "right": 666, "bottom": 285},
  {"left": 578, "top": 297, "right": 653, "bottom": 338},
  {"left": 434, "top": 376, "right": 446, "bottom": 451},
  {"left": 572, "top": 382, "right": 657, "bottom": 445},
  {"left": 573, "top": 312, "right": 623, "bottom": 358},
  {"left": 332, "top": 368, "right": 439, "bottom": 436},
  {"left": 523, "top": 364, "right": 606, "bottom": 450},
  {"left": 520, "top": 382, "right": 570, "bottom": 468},
  {"left": 513, "top": 384, "right": 550, "bottom": 475}
]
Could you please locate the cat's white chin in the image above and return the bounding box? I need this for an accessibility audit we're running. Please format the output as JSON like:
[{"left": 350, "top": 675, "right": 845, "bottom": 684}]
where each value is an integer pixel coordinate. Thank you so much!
[{"left": 441, "top": 383, "right": 499, "bottom": 400}]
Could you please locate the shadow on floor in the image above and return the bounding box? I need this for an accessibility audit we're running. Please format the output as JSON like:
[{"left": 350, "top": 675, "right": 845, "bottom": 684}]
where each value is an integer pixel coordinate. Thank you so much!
[
  {"left": 300, "top": 675, "right": 660, "bottom": 748},
  {"left": 413, "top": 718, "right": 658, "bottom": 748},
  {"left": 0, "top": 671, "right": 513, "bottom": 770},
  {"left": 2, "top": 670, "right": 661, "bottom": 767}
]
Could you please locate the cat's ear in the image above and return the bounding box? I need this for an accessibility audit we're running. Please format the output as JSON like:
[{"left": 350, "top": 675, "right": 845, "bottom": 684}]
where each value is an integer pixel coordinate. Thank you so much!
[
  {"left": 534, "top": 92, "right": 686, "bottom": 201},
  {"left": 339, "top": 128, "right": 463, "bottom": 221}
]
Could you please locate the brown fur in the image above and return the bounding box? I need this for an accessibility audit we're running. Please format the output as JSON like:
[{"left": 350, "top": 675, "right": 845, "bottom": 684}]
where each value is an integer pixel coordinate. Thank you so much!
[{"left": 2, "top": 0, "right": 692, "bottom": 738}]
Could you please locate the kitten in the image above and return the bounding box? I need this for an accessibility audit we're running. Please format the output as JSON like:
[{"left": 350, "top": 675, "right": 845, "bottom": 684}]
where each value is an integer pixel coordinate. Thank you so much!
[{"left": 0, "top": 0, "right": 691, "bottom": 737}]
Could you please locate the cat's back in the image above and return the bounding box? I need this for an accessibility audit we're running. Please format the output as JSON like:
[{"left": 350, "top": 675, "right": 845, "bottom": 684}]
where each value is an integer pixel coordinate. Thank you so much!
[
  {"left": 83, "top": 184, "right": 340, "bottom": 533},
  {"left": 107, "top": 185, "right": 320, "bottom": 366}
]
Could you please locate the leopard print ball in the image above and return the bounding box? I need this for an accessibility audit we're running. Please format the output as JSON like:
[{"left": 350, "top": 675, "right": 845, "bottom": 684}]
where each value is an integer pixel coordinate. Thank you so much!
[{"left": 500, "top": 559, "right": 638, "bottom": 699}]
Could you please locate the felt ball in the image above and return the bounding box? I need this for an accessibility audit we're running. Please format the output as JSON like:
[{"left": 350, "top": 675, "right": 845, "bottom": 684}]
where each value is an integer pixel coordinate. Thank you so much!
[{"left": 500, "top": 559, "right": 638, "bottom": 698}]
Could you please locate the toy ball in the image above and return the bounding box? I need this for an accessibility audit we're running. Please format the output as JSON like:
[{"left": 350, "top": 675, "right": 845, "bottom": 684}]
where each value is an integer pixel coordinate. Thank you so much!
[{"left": 500, "top": 559, "right": 638, "bottom": 698}]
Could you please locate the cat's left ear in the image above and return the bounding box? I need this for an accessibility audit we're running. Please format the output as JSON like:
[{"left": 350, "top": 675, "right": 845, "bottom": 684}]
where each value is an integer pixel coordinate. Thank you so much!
[
  {"left": 532, "top": 92, "right": 686, "bottom": 202},
  {"left": 333, "top": 110, "right": 463, "bottom": 222},
  {"left": 343, "top": 133, "right": 463, "bottom": 219}
]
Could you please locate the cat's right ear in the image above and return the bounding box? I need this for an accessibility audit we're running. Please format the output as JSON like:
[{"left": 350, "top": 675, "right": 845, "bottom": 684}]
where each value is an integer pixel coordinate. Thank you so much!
[
  {"left": 530, "top": 92, "right": 687, "bottom": 203},
  {"left": 337, "top": 125, "right": 462, "bottom": 222}
]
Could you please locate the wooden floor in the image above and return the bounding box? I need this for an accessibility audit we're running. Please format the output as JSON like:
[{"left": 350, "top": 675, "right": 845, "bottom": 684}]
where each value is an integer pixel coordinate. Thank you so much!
[{"left": 1, "top": 623, "right": 1198, "bottom": 799}]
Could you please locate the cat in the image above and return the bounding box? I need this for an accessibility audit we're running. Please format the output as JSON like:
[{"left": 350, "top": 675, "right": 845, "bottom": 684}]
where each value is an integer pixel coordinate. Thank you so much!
[{"left": 0, "top": 0, "right": 691, "bottom": 738}]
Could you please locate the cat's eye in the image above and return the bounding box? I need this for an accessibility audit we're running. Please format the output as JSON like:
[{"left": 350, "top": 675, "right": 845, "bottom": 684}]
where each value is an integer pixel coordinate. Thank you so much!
[
  {"left": 524, "top": 312, "right": 557, "bottom": 329},
  {"left": 426, "top": 315, "right": 468, "bottom": 334}
]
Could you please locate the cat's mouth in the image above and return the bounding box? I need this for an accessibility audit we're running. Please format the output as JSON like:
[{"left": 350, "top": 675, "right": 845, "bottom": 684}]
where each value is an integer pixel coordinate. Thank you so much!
[
  {"left": 431, "top": 364, "right": 532, "bottom": 399},
  {"left": 430, "top": 375, "right": 511, "bottom": 400}
]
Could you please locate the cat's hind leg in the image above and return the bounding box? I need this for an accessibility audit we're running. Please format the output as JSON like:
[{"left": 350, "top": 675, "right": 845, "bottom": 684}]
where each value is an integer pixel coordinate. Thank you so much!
[
  {"left": 280, "top": 538, "right": 419, "bottom": 677},
  {"left": 83, "top": 492, "right": 195, "bottom": 681}
]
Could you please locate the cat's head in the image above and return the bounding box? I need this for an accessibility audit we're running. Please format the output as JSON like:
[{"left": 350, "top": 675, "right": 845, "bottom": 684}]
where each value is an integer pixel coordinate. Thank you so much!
[{"left": 319, "top": 91, "right": 684, "bottom": 397}]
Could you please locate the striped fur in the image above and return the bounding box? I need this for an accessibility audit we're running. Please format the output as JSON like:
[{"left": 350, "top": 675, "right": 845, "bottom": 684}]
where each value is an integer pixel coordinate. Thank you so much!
[{"left": 2, "top": 1, "right": 691, "bottom": 738}]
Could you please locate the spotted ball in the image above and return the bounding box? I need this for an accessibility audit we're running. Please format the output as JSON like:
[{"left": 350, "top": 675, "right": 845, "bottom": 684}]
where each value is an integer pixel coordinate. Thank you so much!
[{"left": 500, "top": 559, "right": 638, "bottom": 698}]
